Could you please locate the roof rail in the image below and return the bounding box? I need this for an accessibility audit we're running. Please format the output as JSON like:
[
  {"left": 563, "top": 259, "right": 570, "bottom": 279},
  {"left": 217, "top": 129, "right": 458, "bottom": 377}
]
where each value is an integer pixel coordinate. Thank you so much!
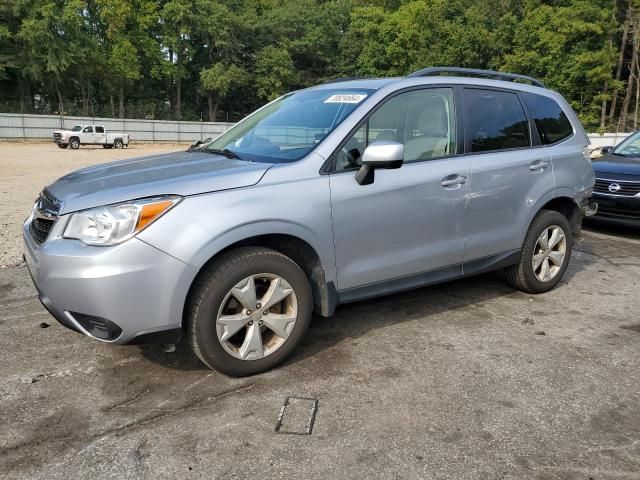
[
  {"left": 406, "top": 67, "right": 545, "bottom": 88},
  {"left": 321, "top": 77, "right": 368, "bottom": 85}
]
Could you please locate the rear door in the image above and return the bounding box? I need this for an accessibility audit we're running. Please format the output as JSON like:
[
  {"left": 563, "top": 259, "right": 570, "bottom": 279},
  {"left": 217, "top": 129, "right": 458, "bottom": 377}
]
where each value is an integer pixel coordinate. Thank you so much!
[
  {"left": 463, "top": 87, "right": 554, "bottom": 262},
  {"left": 94, "top": 125, "right": 107, "bottom": 144},
  {"left": 329, "top": 87, "right": 469, "bottom": 291}
]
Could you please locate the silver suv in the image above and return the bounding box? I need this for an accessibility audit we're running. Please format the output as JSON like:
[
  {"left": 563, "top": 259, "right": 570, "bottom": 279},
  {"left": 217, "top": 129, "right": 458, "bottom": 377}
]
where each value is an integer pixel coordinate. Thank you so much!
[{"left": 24, "top": 68, "right": 596, "bottom": 376}]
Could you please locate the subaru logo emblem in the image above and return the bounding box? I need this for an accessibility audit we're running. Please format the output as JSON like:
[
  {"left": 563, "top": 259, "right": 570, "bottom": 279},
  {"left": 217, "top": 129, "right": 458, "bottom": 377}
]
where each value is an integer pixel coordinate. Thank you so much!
[{"left": 608, "top": 183, "right": 621, "bottom": 193}]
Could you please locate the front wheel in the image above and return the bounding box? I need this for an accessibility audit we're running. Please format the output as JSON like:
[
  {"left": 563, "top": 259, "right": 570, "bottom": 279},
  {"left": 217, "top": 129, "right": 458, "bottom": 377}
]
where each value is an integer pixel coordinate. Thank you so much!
[
  {"left": 57, "top": 143, "right": 68, "bottom": 149},
  {"left": 186, "top": 247, "right": 312, "bottom": 376},
  {"left": 504, "top": 209, "right": 573, "bottom": 294},
  {"left": 69, "top": 138, "right": 80, "bottom": 149}
]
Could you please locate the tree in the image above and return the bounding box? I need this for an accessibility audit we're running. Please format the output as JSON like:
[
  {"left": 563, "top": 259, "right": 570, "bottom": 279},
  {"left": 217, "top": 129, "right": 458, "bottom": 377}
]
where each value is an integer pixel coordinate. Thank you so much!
[
  {"left": 200, "top": 62, "right": 244, "bottom": 121},
  {"left": 16, "top": 0, "right": 92, "bottom": 114},
  {"left": 255, "top": 46, "right": 296, "bottom": 100}
]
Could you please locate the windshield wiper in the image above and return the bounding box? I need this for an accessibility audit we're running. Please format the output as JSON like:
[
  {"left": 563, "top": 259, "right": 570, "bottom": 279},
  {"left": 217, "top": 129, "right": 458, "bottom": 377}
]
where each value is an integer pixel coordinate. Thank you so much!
[{"left": 205, "top": 148, "right": 244, "bottom": 160}]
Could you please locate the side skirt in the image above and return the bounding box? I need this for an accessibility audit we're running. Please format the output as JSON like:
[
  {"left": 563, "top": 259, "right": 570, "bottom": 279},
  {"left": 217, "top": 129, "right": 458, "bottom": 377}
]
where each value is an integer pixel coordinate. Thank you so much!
[{"left": 336, "top": 250, "right": 520, "bottom": 306}]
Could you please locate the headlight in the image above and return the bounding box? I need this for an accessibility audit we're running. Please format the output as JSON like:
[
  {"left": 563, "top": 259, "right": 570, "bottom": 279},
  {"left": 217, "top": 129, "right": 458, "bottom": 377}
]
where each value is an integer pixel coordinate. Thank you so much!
[{"left": 63, "top": 196, "right": 181, "bottom": 246}]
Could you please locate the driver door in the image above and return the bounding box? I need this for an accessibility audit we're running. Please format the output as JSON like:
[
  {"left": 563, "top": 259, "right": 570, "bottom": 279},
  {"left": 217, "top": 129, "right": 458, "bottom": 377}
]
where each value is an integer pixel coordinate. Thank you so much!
[
  {"left": 329, "top": 87, "right": 470, "bottom": 292},
  {"left": 82, "top": 126, "right": 95, "bottom": 144}
]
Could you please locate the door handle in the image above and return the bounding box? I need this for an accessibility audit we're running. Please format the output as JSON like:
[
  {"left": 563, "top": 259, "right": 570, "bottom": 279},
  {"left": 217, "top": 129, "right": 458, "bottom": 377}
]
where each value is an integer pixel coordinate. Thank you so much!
[
  {"left": 529, "top": 160, "right": 549, "bottom": 171},
  {"left": 441, "top": 174, "right": 467, "bottom": 187}
]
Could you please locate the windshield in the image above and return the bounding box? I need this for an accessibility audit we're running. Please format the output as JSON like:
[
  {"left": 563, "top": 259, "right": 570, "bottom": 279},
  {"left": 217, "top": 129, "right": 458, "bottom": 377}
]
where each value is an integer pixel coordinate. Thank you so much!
[
  {"left": 613, "top": 131, "right": 640, "bottom": 158},
  {"left": 204, "top": 88, "right": 374, "bottom": 163},
  {"left": 71, "top": 125, "right": 83, "bottom": 132}
]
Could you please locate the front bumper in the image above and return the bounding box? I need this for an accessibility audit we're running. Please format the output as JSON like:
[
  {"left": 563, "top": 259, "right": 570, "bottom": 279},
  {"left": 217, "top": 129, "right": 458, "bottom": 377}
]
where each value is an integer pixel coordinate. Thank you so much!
[
  {"left": 23, "top": 220, "right": 198, "bottom": 344},
  {"left": 592, "top": 193, "right": 640, "bottom": 223}
]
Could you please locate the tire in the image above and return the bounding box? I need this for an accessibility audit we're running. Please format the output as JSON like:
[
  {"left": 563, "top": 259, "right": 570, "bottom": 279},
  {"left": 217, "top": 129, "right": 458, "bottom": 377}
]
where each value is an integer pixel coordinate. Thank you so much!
[
  {"left": 57, "top": 143, "right": 68, "bottom": 149},
  {"left": 69, "top": 137, "right": 80, "bottom": 149},
  {"left": 504, "top": 209, "right": 573, "bottom": 294},
  {"left": 114, "top": 139, "right": 123, "bottom": 149},
  {"left": 186, "top": 247, "right": 312, "bottom": 376},
  {"left": 102, "top": 144, "right": 110, "bottom": 149}
]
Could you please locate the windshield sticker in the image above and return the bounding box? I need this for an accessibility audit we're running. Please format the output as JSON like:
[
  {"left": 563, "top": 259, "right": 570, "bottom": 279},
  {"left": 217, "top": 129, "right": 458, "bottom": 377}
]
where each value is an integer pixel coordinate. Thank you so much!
[{"left": 324, "top": 93, "right": 368, "bottom": 104}]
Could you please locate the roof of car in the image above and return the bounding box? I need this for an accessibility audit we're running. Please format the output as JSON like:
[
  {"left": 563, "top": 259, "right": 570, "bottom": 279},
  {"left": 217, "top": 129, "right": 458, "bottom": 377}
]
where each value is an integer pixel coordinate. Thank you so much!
[{"left": 313, "top": 68, "right": 548, "bottom": 93}]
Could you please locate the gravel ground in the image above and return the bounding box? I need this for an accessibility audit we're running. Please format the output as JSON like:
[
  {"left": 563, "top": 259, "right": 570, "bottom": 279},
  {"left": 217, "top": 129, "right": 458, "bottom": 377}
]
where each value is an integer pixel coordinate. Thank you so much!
[
  {"left": 0, "top": 143, "right": 639, "bottom": 478},
  {"left": 0, "top": 222, "right": 639, "bottom": 479},
  {"left": 0, "top": 143, "right": 185, "bottom": 268}
]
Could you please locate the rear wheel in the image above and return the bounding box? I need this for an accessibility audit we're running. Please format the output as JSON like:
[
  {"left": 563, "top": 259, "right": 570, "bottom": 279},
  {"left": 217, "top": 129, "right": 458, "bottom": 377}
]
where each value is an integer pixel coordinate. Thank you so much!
[
  {"left": 504, "top": 209, "right": 573, "bottom": 293},
  {"left": 69, "top": 138, "right": 80, "bottom": 149},
  {"left": 114, "top": 139, "right": 123, "bottom": 149},
  {"left": 186, "top": 247, "right": 312, "bottom": 376}
]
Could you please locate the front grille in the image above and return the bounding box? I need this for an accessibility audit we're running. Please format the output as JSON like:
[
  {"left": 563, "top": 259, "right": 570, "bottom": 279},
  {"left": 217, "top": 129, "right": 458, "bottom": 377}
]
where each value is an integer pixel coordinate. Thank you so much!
[
  {"left": 30, "top": 217, "right": 55, "bottom": 244},
  {"left": 29, "top": 190, "right": 60, "bottom": 245},
  {"left": 53, "top": 132, "right": 62, "bottom": 141},
  {"left": 594, "top": 178, "right": 640, "bottom": 196}
]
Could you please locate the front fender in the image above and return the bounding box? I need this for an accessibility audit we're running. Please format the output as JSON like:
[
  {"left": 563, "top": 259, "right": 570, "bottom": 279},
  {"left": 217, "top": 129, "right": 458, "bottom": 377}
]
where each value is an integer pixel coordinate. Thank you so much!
[{"left": 137, "top": 175, "right": 336, "bottom": 285}]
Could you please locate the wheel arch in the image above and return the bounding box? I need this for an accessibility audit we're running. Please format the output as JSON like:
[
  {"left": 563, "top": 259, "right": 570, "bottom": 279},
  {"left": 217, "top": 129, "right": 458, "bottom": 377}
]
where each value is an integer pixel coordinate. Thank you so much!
[
  {"left": 537, "top": 196, "right": 581, "bottom": 237},
  {"left": 184, "top": 233, "right": 337, "bottom": 323}
]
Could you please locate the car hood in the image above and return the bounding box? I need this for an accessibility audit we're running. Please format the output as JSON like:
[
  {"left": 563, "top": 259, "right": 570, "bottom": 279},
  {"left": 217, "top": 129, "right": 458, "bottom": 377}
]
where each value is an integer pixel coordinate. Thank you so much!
[
  {"left": 46, "top": 151, "right": 272, "bottom": 214},
  {"left": 592, "top": 154, "right": 640, "bottom": 176}
]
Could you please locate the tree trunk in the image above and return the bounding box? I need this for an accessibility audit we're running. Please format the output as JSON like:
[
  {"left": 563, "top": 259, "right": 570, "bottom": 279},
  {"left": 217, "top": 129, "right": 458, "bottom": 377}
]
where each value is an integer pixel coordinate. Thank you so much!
[
  {"left": 601, "top": 80, "right": 608, "bottom": 129},
  {"left": 620, "top": 21, "right": 639, "bottom": 131},
  {"left": 17, "top": 76, "right": 26, "bottom": 114},
  {"left": 175, "top": 45, "right": 183, "bottom": 120},
  {"left": 635, "top": 60, "right": 640, "bottom": 130},
  {"left": 609, "top": 11, "right": 632, "bottom": 123},
  {"left": 176, "top": 76, "right": 182, "bottom": 120},
  {"left": 118, "top": 85, "right": 125, "bottom": 119},
  {"left": 109, "top": 94, "right": 115, "bottom": 118},
  {"left": 207, "top": 93, "right": 215, "bottom": 121},
  {"left": 80, "top": 81, "right": 88, "bottom": 116},
  {"left": 55, "top": 81, "right": 64, "bottom": 115}
]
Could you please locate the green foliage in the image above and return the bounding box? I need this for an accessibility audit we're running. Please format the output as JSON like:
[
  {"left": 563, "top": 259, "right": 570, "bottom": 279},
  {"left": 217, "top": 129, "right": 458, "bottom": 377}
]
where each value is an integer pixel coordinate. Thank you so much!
[
  {"left": 0, "top": 0, "right": 634, "bottom": 129},
  {"left": 255, "top": 46, "right": 296, "bottom": 100}
]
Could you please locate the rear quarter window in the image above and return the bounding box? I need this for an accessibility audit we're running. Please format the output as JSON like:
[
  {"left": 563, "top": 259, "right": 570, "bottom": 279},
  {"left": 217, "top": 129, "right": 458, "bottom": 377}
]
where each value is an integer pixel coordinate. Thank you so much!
[{"left": 522, "top": 92, "right": 573, "bottom": 145}]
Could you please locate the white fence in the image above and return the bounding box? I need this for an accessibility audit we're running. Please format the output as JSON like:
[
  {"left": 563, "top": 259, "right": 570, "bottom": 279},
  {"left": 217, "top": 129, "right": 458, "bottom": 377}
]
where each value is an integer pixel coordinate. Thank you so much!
[
  {"left": 0, "top": 113, "right": 634, "bottom": 148},
  {"left": 587, "top": 132, "right": 630, "bottom": 149},
  {"left": 0, "top": 113, "right": 233, "bottom": 143}
]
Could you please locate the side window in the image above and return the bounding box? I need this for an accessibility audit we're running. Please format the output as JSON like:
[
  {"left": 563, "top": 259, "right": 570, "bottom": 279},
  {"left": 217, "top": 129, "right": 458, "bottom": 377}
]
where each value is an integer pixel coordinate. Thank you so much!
[
  {"left": 522, "top": 92, "right": 573, "bottom": 145},
  {"left": 95, "top": 126, "right": 105, "bottom": 134},
  {"left": 464, "top": 89, "right": 530, "bottom": 153},
  {"left": 335, "top": 88, "right": 456, "bottom": 171},
  {"left": 83, "top": 126, "right": 93, "bottom": 133}
]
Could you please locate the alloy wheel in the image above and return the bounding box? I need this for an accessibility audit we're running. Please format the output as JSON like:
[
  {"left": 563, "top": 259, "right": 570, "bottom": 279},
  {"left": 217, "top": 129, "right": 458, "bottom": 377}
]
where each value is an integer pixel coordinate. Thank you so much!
[
  {"left": 216, "top": 273, "right": 298, "bottom": 360},
  {"left": 532, "top": 225, "right": 567, "bottom": 282}
]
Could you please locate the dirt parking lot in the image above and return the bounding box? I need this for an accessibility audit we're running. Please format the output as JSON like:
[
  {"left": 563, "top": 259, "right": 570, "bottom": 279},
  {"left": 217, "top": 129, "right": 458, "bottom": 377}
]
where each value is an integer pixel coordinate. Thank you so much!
[
  {"left": 0, "top": 143, "right": 184, "bottom": 268},
  {"left": 1, "top": 144, "right": 639, "bottom": 479}
]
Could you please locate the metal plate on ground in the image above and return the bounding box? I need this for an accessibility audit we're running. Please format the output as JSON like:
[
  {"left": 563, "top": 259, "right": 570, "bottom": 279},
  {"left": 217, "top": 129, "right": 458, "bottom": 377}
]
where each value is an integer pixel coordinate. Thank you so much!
[{"left": 274, "top": 396, "right": 318, "bottom": 435}]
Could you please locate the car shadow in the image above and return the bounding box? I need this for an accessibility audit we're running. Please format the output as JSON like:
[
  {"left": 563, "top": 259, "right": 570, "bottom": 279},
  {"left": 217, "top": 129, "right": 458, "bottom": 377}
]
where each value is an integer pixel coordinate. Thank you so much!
[
  {"left": 139, "top": 245, "right": 597, "bottom": 373},
  {"left": 583, "top": 217, "right": 640, "bottom": 240}
]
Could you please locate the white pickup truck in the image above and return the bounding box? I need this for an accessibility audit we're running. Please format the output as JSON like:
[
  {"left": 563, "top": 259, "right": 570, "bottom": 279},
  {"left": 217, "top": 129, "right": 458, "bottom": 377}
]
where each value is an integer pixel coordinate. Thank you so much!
[{"left": 53, "top": 125, "right": 130, "bottom": 150}]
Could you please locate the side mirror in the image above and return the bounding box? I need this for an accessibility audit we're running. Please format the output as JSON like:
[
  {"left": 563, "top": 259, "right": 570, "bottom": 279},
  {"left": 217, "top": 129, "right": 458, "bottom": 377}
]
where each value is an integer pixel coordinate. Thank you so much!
[
  {"left": 600, "top": 146, "right": 613, "bottom": 154},
  {"left": 355, "top": 141, "right": 404, "bottom": 185}
]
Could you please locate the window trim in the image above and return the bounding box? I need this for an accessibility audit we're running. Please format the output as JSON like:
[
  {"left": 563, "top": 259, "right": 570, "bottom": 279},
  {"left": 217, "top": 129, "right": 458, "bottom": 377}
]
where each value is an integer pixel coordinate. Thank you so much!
[
  {"left": 520, "top": 91, "right": 576, "bottom": 148},
  {"left": 461, "top": 86, "right": 534, "bottom": 156},
  {"left": 321, "top": 84, "right": 463, "bottom": 175}
]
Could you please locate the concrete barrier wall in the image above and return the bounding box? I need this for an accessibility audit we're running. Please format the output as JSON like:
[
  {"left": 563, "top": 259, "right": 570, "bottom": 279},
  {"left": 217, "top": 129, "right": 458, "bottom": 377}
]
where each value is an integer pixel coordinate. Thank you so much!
[
  {"left": 0, "top": 113, "right": 234, "bottom": 143},
  {"left": 0, "top": 113, "right": 635, "bottom": 148},
  {"left": 586, "top": 133, "right": 631, "bottom": 149}
]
